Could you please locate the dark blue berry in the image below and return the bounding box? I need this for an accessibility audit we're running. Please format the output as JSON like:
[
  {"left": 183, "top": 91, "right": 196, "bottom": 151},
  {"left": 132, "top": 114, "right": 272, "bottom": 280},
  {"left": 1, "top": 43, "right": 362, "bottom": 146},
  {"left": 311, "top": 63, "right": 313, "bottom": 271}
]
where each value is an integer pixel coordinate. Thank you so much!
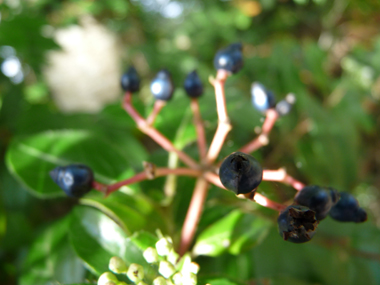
[
  {"left": 121, "top": 66, "right": 140, "bottom": 93},
  {"left": 278, "top": 205, "right": 319, "bottom": 243},
  {"left": 150, "top": 70, "right": 174, "bottom": 101},
  {"left": 219, "top": 152, "right": 262, "bottom": 195},
  {"left": 294, "top": 185, "right": 340, "bottom": 220},
  {"left": 183, "top": 70, "right": 203, "bottom": 98},
  {"left": 49, "top": 164, "right": 94, "bottom": 198},
  {"left": 251, "top": 82, "right": 276, "bottom": 112},
  {"left": 275, "top": 93, "right": 296, "bottom": 116},
  {"left": 329, "top": 192, "right": 367, "bottom": 223},
  {"left": 213, "top": 43, "right": 243, "bottom": 74}
]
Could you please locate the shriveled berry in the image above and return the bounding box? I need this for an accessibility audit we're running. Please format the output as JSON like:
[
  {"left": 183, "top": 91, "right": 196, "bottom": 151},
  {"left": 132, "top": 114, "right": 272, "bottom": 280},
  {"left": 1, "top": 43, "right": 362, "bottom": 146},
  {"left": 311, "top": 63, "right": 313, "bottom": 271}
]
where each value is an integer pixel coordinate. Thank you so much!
[
  {"left": 213, "top": 42, "right": 243, "bottom": 74},
  {"left": 184, "top": 70, "right": 203, "bottom": 98},
  {"left": 219, "top": 152, "right": 262, "bottom": 195},
  {"left": 150, "top": 69, "right": 174, "bottom": 101},
  {"left": 251, "top": 82, "right": 276, "bottom": 112},
  {"left": 278, "top": 205, "right": 319, "bottom": 243},
  {"left": 329, "top": 192, "right": 367, "bottom": 223},
  {"left": 49, "top": 164, "right": 94, "bottom": 198},
  {"left": 275, "top": 93, "right": 296, "bottom": 116},
  {"left": 121, "top": 66, "right": 140, "bottom": 93},
  {"left": 294, "top": 185, "right": 340, "bottom": 220}
]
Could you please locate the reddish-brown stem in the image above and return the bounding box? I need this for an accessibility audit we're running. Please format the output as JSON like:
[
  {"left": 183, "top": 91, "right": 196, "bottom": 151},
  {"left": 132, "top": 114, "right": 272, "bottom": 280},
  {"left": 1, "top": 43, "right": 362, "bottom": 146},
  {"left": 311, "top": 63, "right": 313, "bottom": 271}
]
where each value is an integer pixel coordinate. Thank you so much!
[
  {"left": 104, "top": 167, "right": 203, "bottom": 195},
  {"left": 238, "top": 134, "right": 269, "bottom": 154},
  {"left": 179, "top": 178, "right": 209, "bottom": 256},
  {"left": 190, "top": 98, "right": 207, "bottom": 162},
  {"left": 203, "top": 172, "right": 286, "bottom": 211},
  {"left": 92, "top": 181, "right": 107, "bottom": 193},
  {"left": 206, "top": 70, "right": 232, "bottom": 164},
  {"left": 262, "top": 169, "right": 305, "bottom": 191},
  {"left": 262, "top": 109, "right": 279, "bottom": 134},
  {"left": 146, "top": 100, "right": 166, "bottom": 126},
  {"left": 123, "top": 92, "right": 199, "bottom": 169},
  {"left": 238, "top": 108, "right": 279, "bottom": 154},
  {"left": 252, "top": 193, "right": 287, "bottom": 211}
]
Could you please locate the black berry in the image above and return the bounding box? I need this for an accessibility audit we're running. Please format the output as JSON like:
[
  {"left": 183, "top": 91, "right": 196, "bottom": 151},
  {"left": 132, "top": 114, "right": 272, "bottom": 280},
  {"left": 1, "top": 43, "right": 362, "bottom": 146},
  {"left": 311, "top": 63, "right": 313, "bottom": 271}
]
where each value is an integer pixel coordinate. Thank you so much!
[
  {"left": 49, "top": 164, "right": 94, "bottom": 198},
  {"left": 183, "top": 70, "right": 203, "bottom": 98},
  {"left": 213, "top": 42, "right": 243, "bottom": 74},
  {"left": 219, "top": 152, "right": 262, "bottom": 195},
  {"left": 121, "top": 66, "right": 140, "bottom": 93},
  {"left": 329, "top": 192, "right": 367, "bottom": 223},
  {"left": 150, "top": 69, "right": 174, "bottom": 101},
  {"left": 251, "top": 82, "right": 276, "bottom": 112},
  {"left": 294, "top": 185, "right": 340, "bottom": 220},
  {"left": 278, "top": 205, "right": 319, "bottom": 243}
]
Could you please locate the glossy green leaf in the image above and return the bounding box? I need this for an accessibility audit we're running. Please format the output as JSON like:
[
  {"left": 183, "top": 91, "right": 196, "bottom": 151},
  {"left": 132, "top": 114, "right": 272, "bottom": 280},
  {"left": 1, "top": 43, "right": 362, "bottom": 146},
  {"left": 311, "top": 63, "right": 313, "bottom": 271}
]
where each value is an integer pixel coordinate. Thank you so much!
[
  {"left": 20, "top": 216, "right": 85, "bottom": 285},
  {"left": 193, "top": 210, "right": 271, "bottom": 256},
  {"left": 6, "top": 130, "right": 146, "bottom": 198},
  {"left": 80, "top": 191, "right": 168, "bottom": 235},
  {"left": 69, "top": 206, "right": 154, "bottom": 277}
]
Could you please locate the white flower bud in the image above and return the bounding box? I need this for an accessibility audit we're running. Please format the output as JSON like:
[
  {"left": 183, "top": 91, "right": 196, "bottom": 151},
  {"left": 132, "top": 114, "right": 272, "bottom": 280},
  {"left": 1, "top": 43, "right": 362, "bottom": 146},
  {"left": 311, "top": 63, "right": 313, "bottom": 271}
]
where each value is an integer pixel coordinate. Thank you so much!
[
  {"left": 153, "top": 276, "right": 167, "bottom": 285},
  {"left": 98, "top": 272, "right": 118, "bottom": 285},
  {"left": 182, "top": 273, "right": 197, "bottom": 285},
  {"left": 109, "top": 256, "right": 128, "bottom": 274},
  {"left": 167, "top": 249, "right": 179, "bottom": 265},
  {"left": 189, "top": 262, "right": 200, "bottom": 274},
  {"left": 156, "top": 237, "right": 173, "bottom": 256},
  {"left": 143, "top": 247, "right": 159, "bottom": 263},
  {"left": 172, "top": 272, "right": 183, "bottom": 285},
  {"left": 159, "top": 261, "right": 176, "bottom": 278},
  {"left": 126, "top": 263, "right": 144, "bottom": 283}
]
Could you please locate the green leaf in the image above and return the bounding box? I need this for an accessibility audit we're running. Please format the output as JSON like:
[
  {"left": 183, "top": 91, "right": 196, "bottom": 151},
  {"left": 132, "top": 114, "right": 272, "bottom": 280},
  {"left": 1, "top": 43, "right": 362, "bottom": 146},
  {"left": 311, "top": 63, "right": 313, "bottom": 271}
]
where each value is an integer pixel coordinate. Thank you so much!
[
  {"left": 69, "top": 206, "right": 155, "bottom": 278},
  {"left": 193, "top": 210, "right": 271, "bottom": 256},
  {"left": 80, "top": 191, "right": 168, "bottom": 235},
  {"left": 6, "top": 130, "right": 146, "bottom": 198},
  {"left": 20, "top": 216, "right": 85, "bottom": 285}
]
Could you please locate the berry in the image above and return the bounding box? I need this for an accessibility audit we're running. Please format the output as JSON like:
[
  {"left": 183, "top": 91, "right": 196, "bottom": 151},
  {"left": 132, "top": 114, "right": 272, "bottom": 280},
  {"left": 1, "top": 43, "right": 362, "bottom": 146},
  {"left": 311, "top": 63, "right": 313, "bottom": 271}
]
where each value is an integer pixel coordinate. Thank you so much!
[
  {"left": 278, "top": 205, "right": 319, "bottom": 243},
  {"left": 150, "top": 69, "right": 174, "bottom": 101},
  {"left": 213, "top": 42, "right": 243, "bottom": 74},
  {"left": 251, "top": 82, "right": 276, "bottom": 112},
  {"left": 49, "top": 164, "right": 94, "bottom": 198},
  {"left": 329, "top": 192, "right": 367, "bottom": 223},
  {"left": 183, "top": 70, "right": 203, "bottom": 98},
  {"left": 219, "top": 152, "right": 262, "bottom": 195},
  {"left": 294, "top": 185, "right": 340, "bottom": 220},
  {"left": 275, "top": 93, "right": 296, "bottom": 116},
  {"left": 121, "top": 66, "right": 140, "bottom": 93}
]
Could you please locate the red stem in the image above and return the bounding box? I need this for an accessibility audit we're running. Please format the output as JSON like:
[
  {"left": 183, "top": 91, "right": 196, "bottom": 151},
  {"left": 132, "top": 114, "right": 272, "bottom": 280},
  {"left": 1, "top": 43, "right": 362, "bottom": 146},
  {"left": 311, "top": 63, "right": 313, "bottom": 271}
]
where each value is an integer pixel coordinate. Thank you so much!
[
  {"left": 179, "top": 178, "right": 209, "bottom": 256},
  {"left": 262, "top": 169, "right": 305, "bottom": 191},
  {"left": 146, "top": 100, "right": 166, "bottom": 126},
  {"left": 123, "top": 92, "right": 199, "bottom": 169},
  {"left": 206, "top": 70, "right": 232, "bottom": 164},
  {"left": 190, "top": 98, "right": 208, "bottom": 162}
]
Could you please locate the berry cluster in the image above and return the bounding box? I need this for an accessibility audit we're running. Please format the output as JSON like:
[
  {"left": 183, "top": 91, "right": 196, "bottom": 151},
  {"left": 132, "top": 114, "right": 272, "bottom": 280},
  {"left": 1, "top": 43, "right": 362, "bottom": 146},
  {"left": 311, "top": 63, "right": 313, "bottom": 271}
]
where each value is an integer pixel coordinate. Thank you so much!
[{"left": 50, "top": 42, "right": 367, "bottom": 257}]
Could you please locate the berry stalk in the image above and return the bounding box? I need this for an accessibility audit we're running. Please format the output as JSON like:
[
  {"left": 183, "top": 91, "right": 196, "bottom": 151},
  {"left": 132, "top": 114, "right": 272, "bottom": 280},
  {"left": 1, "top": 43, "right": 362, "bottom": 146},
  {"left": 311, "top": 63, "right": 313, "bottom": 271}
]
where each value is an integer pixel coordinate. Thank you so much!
[
  {"left": 179, "top": 178, "right": 209, "bottom": 256},
  {"left": 190, "top": 98, "right": 208, "bottom": 162},
  {"left": 123, "top": 92, "right": 199, "bottom": 169},
  {"left": 146, "top": 100, "right": 166, "bottom": 126},
  {"left": 206, "top": 70, "right": 232, "bottom": 164},
  {"left": 262, "top": 168, "right": 305, "bottom": 191}
]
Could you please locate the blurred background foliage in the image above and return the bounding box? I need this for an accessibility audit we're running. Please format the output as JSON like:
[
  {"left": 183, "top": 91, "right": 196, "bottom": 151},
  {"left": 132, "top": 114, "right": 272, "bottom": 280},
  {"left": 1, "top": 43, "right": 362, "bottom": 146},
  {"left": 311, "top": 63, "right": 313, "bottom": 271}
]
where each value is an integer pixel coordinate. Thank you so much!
[{"left": 0, "top": 0, "right": 380, "bottom": 284}]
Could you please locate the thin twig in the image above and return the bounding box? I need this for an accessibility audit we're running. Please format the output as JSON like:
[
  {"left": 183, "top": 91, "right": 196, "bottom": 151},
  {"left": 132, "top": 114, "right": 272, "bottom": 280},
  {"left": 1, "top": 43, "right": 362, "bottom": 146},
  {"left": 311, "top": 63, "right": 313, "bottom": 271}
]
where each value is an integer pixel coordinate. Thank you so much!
[
  {"left": 238, "top": 108, "right": 278, "bottom": 154},
  {"left": 104, "top": 167, "right": 203, "bottom": 195},
  {"left": 179, "top": 178, "right": 209, "bottom": 256},
  {"left": 146, "top": 100, "right": 166, "bottom": 126},
  {"left": 206, "top": 70, "right": 231, "bottom": 164},
  {"left": 123, "top": 92, "right": 199, "bottom": 169},
  {"left": 262, "top": 168, "right": 305, "bottom": 191},
  {"left": 190, "top": 98, "right": 208, "bottom": 162}
]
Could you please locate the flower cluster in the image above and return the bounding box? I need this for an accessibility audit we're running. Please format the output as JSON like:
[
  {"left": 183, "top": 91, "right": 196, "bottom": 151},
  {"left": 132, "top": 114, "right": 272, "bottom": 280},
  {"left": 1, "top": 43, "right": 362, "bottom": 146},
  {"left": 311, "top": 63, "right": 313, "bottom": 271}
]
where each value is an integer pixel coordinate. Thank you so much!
[{"left": 97, "top": 236, "right": 199, "bottom": 285}]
